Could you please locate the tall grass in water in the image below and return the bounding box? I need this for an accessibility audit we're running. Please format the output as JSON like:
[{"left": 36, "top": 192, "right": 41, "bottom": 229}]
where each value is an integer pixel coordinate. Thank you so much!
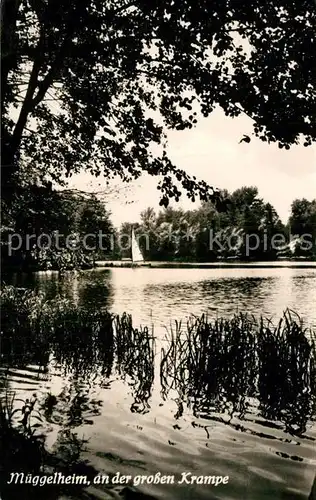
[
  {"left": 1, "top": 284, "right": 315, "bottom": 431},
  {"left": 0, "top": 286, "right": 153, "bottom": 369},
  {"left": 1, "top": 286, "right": 155, "bottom": 498},
  {"left": 0, "top": 285, "right": 155, "bottom": 409},
  {"left": 0, "top": 286, "right": 50, "bottom": 367},
  {"left": 160, "top": 311, "right": 316, "bottom": 432},
  {"left": 1, "top": 284, "right": 316, "bottom": 499},
  {"left": 115, "top": 313, "right": 155, "bottom": 413}
]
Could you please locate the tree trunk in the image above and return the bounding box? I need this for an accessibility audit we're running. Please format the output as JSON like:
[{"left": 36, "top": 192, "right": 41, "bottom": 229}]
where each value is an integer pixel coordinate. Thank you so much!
[
  {"left": 1, "top": 0, "right": 22, "bottom": 108},
  {"left": 1, "top": 0, "right": 23, "bottom": 203},
  {"left": 1, "top": 128, "right": 20, "bottom": 203}
]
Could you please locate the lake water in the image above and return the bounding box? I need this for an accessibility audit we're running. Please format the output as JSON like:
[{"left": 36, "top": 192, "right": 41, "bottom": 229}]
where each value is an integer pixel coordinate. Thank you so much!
[
  {"left": 6, "top": 263, "right": 316, "bottom": 329},
  {"left": 2, "top": 263, "right": 316, "bottom": 499}
]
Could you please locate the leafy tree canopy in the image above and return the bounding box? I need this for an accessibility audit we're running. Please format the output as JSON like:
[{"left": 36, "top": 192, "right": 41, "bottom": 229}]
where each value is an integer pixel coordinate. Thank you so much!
[
  {"left": 1, "top": 184, "right": 115, "bottom": 269},
  {"left": 289, "top": 198, "right": 316, "bottom": 236},
  {"left": 2, "top": 0, "right": 316, "bottom": 205},
  {"left": 119, "top": 186, "right": 290, "bottom": 261}
]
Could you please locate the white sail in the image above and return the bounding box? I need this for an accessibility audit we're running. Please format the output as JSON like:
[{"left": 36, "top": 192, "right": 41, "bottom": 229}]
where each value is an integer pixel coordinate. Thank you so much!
[{"left": 131, "top": 229, "right": 144, "bottom": 262}]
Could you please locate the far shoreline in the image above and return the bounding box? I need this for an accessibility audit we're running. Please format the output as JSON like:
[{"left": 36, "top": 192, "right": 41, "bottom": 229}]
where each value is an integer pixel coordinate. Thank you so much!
[
  {"left": 93, "top": 259, "right": 316, "bottom": 269},
  {"left": 2, "top": 259, "right": 316, "bottom": 275}
]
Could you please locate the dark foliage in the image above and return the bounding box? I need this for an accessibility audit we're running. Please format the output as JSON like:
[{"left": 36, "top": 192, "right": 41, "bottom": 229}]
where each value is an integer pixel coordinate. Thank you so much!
[
  {"left": 2, "top": 0, "right": 316, "bottom": 204},
  {"left": 1, "top": 186, "right": 116, "bottom": 270}
]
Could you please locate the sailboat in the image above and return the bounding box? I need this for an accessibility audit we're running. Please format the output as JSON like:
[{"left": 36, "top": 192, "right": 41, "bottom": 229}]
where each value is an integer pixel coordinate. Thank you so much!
[
  {"left": 95, "top": 227, "right": 149, "bottom": 268},
  {"left": 131, "top": 228, "right": 145, "bottom": 265}
]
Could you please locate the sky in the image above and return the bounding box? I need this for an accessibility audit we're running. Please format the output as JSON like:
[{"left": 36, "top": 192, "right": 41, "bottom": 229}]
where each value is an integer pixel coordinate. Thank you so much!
[{"left": 67, "top": 108, "right": 316, "bottom": 228}]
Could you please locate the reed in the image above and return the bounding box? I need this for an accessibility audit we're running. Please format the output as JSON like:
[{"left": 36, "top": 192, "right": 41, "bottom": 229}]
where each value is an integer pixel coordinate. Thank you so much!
[
  {"left": 160, "top": 311, "right": 316, "bottom": 430},
  {"left": 1, "top": 285, "right": 315, "bottom": 427},
  {"left": 1, "top": 285, "right": 316, "bottom": 498},
  {"left": 0, "top": 287, "right": 156, "bottom": 497},
  {"left": 0, "top": 285, "right": 154, "bottom": 370}
]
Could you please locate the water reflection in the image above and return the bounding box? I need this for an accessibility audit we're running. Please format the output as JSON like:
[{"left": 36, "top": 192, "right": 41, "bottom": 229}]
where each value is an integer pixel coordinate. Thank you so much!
[
  {"left": 76, "top": 270, "right": 114, "bottom": 310},
  {"left": 44, "top": 381, "right": 103, "bottom": 428},
  {"left": 3, "top": 267, "right": 316, "bottom": 328},
  {"left": 1, "top": 267, "right": 316, "bottom": 500},
  {"left": 2, "top": 269, "right": 115, "bottom": 310},
  {"left": 160, "top": 314, "right": 316, "bottom": 440},
  {"left": 1, "top": 309, "right": 155, "bottom": 416},
  {"left": 2, "top": 306, "right": 315, "bottom": 438}
]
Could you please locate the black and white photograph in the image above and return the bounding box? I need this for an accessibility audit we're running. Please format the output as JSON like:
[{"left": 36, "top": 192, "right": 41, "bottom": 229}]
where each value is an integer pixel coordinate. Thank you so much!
[{"left": 1, "top": 1, "right": 316, "bottom": 499}]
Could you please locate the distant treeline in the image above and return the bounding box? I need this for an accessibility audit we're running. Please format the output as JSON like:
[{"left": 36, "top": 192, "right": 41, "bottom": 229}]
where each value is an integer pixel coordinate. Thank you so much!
[
  {"left": 1, "top": 183, "right": 315, "bottom": 270},
  {"left": 121, "top": 187, "right": 316, "bottom": 261}
]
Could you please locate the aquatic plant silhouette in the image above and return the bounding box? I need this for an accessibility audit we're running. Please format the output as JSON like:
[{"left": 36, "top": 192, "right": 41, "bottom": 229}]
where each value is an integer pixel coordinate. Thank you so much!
[
  {"left": 0, "top": 286, "right": 156, "bottom": 414},
  {"left": 115, "top": 314, "right": 155, "bottom": 414},
  {"left": 1, "top": 285, "right": 315, "bottom": 429},
  {"left": 1, "top": 286, "right": 316, "bottom": 499},
  {"left": 160, "top": 311, "right": 316, "bottom": 435}
]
